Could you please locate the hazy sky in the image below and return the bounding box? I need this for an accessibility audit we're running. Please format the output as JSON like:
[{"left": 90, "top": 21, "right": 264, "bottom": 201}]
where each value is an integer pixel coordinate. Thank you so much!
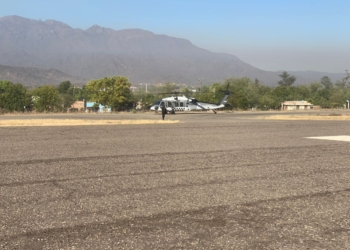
[{"left": 1, "top": 0, "right": 349, "bottom": 73}]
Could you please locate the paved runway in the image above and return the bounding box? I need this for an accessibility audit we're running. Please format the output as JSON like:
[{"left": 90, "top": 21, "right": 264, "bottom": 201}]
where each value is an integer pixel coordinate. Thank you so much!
[{"left": 1, "top": 112, "right": 350, "bottom": 249}]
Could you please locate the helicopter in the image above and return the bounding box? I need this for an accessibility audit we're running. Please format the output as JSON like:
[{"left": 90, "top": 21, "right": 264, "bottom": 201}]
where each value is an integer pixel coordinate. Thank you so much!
[{"left": 150, "top": 83, "right": 231, "bottom": 114}]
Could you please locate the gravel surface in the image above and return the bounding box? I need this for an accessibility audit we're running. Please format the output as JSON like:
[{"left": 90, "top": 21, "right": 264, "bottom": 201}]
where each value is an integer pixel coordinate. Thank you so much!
[{"left": 1, "top": 112, "right": 350, "bottom": 249}]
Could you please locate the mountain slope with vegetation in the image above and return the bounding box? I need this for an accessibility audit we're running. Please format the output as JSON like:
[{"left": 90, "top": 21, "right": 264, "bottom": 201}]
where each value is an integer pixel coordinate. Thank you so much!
[
  {"left": 0, "top": 15, "right": 345, "bottom": 86},
  {"left": 0, "top": 64, "right": 85, "bottom": 87}
]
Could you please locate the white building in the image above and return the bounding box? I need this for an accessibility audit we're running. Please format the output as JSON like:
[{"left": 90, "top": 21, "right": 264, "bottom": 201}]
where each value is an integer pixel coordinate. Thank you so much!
[{"left": 281, "top": 101, "right": 314, "bottom": 111}]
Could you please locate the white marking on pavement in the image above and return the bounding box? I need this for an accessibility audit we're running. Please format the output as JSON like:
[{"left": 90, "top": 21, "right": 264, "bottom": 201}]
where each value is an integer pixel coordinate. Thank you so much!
[{"left": 306, "top": 135, "right": 350, "bottom": 142}]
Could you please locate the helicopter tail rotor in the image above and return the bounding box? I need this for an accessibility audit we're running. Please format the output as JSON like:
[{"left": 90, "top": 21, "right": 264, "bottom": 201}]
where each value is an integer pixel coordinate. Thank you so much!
[{"left": 218, "top": 82, "right": 231, "bottom": 95}]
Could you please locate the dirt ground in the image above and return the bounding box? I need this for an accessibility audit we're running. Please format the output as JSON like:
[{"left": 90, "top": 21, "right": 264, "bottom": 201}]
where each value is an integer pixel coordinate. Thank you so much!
[
  {"left": 0, "top": 119, "right": 178, "bottom": 126},
  {"left": 261, "top": 114, "right": 350, "bottom": 121},
  {"left": 1, "top": 112, "right": 350, "bottom": 249}
]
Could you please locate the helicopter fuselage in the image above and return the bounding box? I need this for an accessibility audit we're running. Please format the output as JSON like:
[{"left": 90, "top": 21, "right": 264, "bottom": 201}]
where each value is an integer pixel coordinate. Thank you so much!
[
  {"left": 150, "top": 95, "right": 225, "bottom": 113},
  {"left": 150, "top": 83, "right": 230, "bottom": 114}
]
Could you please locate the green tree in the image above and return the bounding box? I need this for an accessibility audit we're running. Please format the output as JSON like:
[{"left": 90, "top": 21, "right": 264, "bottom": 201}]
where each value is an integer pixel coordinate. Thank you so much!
[
  {"left": 335, "top": 70, "right": 350, "bottom": 89},
  {"left": 224, "top": 78, "right": 250, "bottom": 109},
  {"left": 295, "top": 85, "right": 311, "bottom": 101},
  {"left": 196, "top": 85, "right": 217, "bottom": 103},
  {"left": 312, "top": 88, "right": 331, "bottom": 108},
  {"left": 246, "top": 80, "right": 265, "bottom": 109},
  {"left": 268, "top": 85, "right": 296, "bottom": 109},
  {"left": 277, "top": 71, "right": 296, "bottom": 86},
  {"left": 86, "top": 76, "right": 132, "bottom": 111},
  {"left": 31, "top": 85, "right": 60, "bottom": 112},
  {"left": 258, "top": 92, "right": 276, "bottom": 110},
  {"left": 131, "top": 87, "right": 164, "bottom": 111},
  {"left": 329, "top": 88, "right": 350, "bottom": 108},
  {"left": 57, "top": 81, "right": 72, "bottom": 94},
  {"left": 59, "top": 93, "right": 74, "bottom": 111},
  {"left": 309, "top": 82, "right": 322, "bottom": 94},
  {"left": 320, "top": 76, "right": 333, "bottom": 89},
  {"left": 0, "top": 81, "right": 29, "bottom": 112},
  {"left": 56, "top": 81, "right": 77, "bottom": 111}
]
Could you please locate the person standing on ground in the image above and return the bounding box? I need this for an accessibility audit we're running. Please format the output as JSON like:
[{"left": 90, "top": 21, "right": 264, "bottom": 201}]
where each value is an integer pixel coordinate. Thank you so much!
[{"left": 160, "top": 101, "right": 167, "bottom": 120}]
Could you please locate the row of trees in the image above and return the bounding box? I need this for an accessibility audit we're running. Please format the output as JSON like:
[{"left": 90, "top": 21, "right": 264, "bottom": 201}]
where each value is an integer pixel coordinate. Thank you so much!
[
  {"left": 1, "top": 71, "right": 350, "bottom": 113},
  {"left": 133, "top": 71, "right": 350, "bottom": 110},
  {"left": 0, "top": 77, "right": 133, "bottom": 112}
]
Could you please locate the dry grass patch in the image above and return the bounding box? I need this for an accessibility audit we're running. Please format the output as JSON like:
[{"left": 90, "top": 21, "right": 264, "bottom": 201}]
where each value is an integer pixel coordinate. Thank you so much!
[
  {"left": 260, "top": 114, "right": 350, "bottom": 121},
  {"left": 0, "top": 119, "right": 179, "bottom": 127}
]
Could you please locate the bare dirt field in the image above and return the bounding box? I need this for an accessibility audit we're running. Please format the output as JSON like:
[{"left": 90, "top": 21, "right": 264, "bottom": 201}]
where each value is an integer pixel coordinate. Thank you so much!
[
  {"left": 1, "top": 112, "right": 350, "bottom": 249},
  {"left": 0, "top": 119, "right": 178, "bottom": 127},
  {"left": 261, "top": 114, "right": 350, "bottom": 121}
]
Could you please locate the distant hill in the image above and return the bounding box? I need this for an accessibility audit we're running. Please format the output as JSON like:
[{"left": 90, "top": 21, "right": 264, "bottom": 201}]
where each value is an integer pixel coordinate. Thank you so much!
[
  {"left": 0, "top": 64, "right": 85, "bottom": 87},
  {"left": 0, "top": 15, "right": 345, "bottom": 86}
]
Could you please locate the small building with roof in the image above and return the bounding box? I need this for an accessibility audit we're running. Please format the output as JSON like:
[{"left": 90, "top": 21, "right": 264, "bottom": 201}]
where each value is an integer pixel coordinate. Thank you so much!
[
  {"left": 71, "top": 101, "right": 85, "bottom": 111},
  {"left": 70, "top": 101, "right": 111, "bottom": 112},
  {"left": 281, "top": 101, "right": 314, "bottom": 111},
  {"left": 86, "top": 102, "right": 111, "bottom": 112}
]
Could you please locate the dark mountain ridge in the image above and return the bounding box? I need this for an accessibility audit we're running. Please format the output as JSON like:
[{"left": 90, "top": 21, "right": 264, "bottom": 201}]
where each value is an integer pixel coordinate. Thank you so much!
[{"left": 0, "top": 15, "right": 345, "bottom": 86}]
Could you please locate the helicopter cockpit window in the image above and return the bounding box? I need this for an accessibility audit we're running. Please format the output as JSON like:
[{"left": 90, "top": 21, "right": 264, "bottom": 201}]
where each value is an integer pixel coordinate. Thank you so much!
[
  {"left": 174, "top": 102, "right": 179, "bottom": 107},
  {"left": 180, "top": 102, "right": 184, "bottom": 107},
  {"left": 167, "top": 101, "right": 172, "bottom": 107}
]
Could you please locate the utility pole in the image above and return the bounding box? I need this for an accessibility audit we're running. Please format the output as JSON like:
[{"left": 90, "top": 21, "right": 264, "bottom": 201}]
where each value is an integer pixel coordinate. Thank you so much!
[
  {"left": 198, "top": 78, "right": 203, "bottom": 92},
  {"left": 0, "top": 89, "right": 4, "bottom": 112}
]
